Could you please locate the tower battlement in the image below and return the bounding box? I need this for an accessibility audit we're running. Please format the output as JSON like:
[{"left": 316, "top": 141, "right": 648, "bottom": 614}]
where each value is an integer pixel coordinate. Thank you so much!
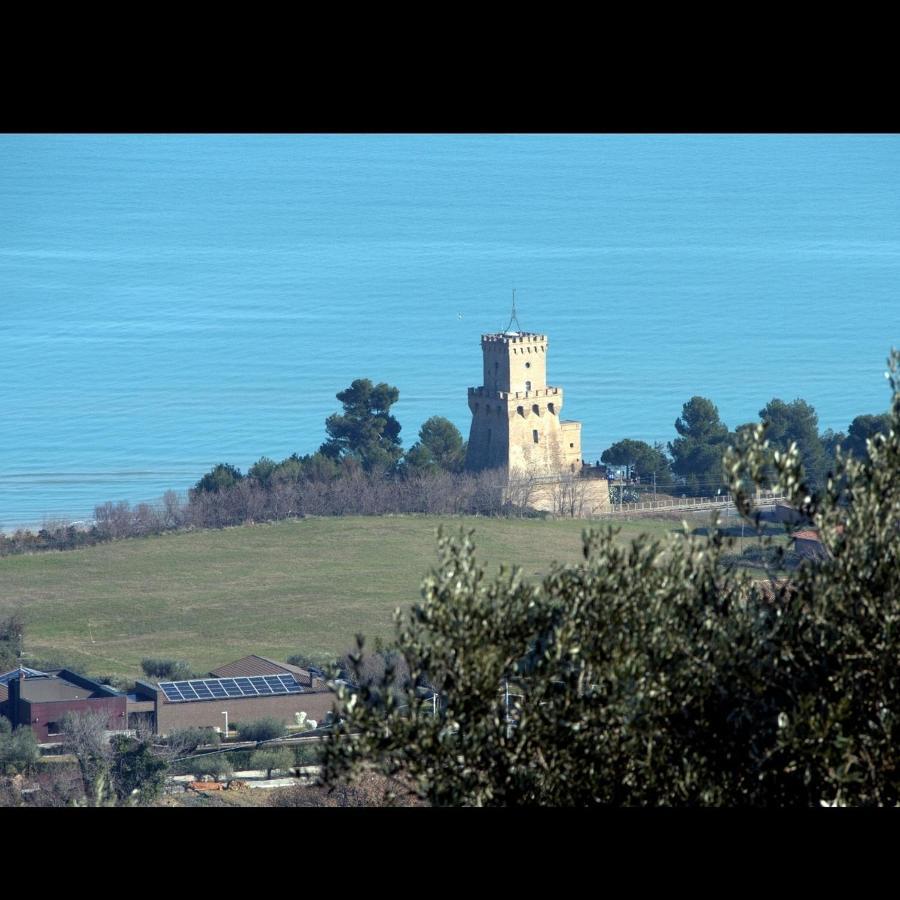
[{"left": 481, "top": 332, "right": 547, "bottom": 345}]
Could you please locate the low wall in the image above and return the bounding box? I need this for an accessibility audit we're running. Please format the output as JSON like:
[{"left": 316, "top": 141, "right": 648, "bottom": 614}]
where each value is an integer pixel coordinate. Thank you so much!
[{"left": 515, "top": 477, "right": 610, "bottom": 517}]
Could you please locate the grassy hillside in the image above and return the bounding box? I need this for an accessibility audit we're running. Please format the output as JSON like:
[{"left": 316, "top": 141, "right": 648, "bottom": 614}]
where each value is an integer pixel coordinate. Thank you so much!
[{"left": 0, "top": 514, "right": 697, "bottom": 679}]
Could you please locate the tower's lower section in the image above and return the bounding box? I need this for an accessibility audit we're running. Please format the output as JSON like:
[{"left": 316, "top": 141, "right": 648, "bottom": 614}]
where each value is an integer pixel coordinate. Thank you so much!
[{"left": 464, "top": 386, "right": 581, "bottom": 477}]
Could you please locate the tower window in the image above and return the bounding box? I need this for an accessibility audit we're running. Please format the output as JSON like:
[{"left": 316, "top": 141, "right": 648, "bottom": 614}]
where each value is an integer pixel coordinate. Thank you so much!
[
  {"left": 525, "top": 380, "right": 532, "bottom": 392},
  {"left": 517, "top": 406, "right": 524, "bottom": 417},
  {"left": 533, "top": 430, "right": 539, "bottom": 444},
  {"left": 548, "top": 402, "right": 556, "bottom": 415},
  {"left": 532, "top": 404, "right": 540, "bottom": 416},
  {"left": 525, "top": 361, "right": 531, "bottom": 369}
]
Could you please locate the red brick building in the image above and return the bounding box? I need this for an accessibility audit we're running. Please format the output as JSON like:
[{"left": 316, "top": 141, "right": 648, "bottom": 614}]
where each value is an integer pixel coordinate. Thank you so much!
[{"left": 2, "top": 667, "right": 126, "bottom": 743}]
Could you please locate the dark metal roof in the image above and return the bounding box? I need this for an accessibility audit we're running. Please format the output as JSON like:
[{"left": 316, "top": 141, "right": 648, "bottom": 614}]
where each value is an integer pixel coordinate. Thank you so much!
[{"left": 20, "top": 679, "right": 100, "bottom": 702}]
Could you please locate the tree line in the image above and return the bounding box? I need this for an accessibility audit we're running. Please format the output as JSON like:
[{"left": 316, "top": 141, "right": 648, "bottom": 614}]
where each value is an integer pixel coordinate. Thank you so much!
[
  {"left": 601, "top": 396, "right": 891, "bottom": 496},
  {"left": 1, "top": 376, "right": 891, "bottom": 557}
]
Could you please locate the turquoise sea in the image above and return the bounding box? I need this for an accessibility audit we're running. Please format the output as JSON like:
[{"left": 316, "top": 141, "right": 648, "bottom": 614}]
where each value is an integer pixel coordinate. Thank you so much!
[{"left": 1, "top": 134, "right": 898, "bottom": 528}]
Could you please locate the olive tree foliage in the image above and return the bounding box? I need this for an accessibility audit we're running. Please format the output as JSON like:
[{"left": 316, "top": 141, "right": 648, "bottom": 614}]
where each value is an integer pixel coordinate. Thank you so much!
[
  {"left": 236, "top": 718, "right": 286, "bottom": 742},
  {"left": 61, "top": 711, "right": 172, "bottom": 806},
  {"left": 322, "top": 352, "right": 899, "bottom": 806},
  {"left": 190, "top": 755, "right": 233, "bottom": 782},
  {"left": 0, "top": 716, "right": 39, "bottom": 776},
  {"left": 250, "top": 747, "right": 295, "bottom": 779},
  {"left": 60, "top": 709, "right": 115, "bottom": 806},
  {"left": 109, "top": 733, "right": 169, "bottom": 806}
]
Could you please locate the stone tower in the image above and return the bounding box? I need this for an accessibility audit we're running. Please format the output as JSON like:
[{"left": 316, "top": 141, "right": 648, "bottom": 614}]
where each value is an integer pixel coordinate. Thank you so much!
[{"left": 464, "top": 330, "right": 582, "bottom": 476}]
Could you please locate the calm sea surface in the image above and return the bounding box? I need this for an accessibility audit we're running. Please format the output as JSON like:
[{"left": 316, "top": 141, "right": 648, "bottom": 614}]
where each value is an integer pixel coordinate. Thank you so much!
[{"left": 1, "top": 134, "right": 898, "bottom": 528}]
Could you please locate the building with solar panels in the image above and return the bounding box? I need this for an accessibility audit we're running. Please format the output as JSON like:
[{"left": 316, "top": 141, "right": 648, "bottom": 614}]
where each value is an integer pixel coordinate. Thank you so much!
[{"left": 129, "top": 655, "right": 336, "bottom": 736}]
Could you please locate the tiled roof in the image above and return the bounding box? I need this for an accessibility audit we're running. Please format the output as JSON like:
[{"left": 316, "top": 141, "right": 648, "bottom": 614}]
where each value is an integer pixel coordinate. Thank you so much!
[{"left": 209, "top": 654, "right": 308, "bottom": 680}]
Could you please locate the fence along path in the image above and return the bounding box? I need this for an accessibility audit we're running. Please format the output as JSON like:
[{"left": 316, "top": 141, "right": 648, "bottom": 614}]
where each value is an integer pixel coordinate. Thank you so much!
[{"left": 597, "top": 490, "right": 786, "bottom": 517}]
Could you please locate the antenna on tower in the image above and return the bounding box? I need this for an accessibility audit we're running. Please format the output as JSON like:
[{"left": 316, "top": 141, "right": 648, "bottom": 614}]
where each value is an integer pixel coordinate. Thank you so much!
[{"left": 505, "top": 288, "right": 522, "bottom": 333}]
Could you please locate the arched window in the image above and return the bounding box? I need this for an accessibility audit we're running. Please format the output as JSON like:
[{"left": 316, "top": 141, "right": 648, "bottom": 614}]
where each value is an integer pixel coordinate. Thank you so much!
[
  {"left": 525, "top": 380, "right": 532, "bottom": 392},
  {"left": 532, "top": 404, "right": 540, "bottom": 416},
  {"left": 517, "top": 406, "right": 525, "bottom": 417},
  {"left": 548, "top": 402, "right": 556, "bottom": 415},
  {"left": 532, "top": 429, "right": 539, "bottom": 444}
]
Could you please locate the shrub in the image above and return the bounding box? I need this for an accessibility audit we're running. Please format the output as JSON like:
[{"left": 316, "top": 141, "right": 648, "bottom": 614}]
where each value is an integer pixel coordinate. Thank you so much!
[
  {"left": 286, "top": 653, "right": 316, "bottom": 669},
  {"left": 250, "top": 747, "right": 295, "bottom": 779},
  {"left": 0, "top": 716, "right": 40, "bottom": 776},
  {"left": 140, "top": 658, "right": 194, "bottom": 681},
  {"left": 168, "top": 727, "right": 221, "bottom": 753},
  {"left": 190, "top": 755, "right": 233, "bottom": 783},
  {"left": 236, "top": 718, "right": 286, "bottom": 742}
]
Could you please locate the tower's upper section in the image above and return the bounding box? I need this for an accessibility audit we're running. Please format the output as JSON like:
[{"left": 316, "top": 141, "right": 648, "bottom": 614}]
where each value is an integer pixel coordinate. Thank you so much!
[{"left": 480, "top": 332, "right": 548, "bottom": 395}]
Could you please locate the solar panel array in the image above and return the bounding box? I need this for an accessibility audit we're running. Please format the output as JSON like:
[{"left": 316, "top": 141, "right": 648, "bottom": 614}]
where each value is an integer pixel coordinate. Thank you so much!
[{"left": 159, "top": 673, "right": 302, "bottom": 703}]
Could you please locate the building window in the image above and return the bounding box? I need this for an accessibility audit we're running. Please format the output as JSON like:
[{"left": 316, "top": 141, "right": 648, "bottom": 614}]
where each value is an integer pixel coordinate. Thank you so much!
[
  {"left": 47, "top": 722, "right": 61, "bottom": 736},
  {"left": 548, "top": 402, "right": 555, "bottom": 415},
  {"left": 533, "top": 430, "right": 539, "bottom": 443},
  {"left": 525, "top": 361, "right": 531, "bottom": 369},
  {"left": 570, "top": 442, "right": 575, "bottom": 448},
  {"left": 517, "top": 406, "right": 524, "bottom": 417},
  {"left": 525, "top": 380, "right": 532, "bottom": 392}
]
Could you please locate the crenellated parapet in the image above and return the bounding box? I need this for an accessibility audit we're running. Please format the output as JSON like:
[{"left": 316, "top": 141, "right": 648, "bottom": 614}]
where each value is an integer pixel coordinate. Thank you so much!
[{"left": 468, "top": 386, "right": 562, "bottom": 400}]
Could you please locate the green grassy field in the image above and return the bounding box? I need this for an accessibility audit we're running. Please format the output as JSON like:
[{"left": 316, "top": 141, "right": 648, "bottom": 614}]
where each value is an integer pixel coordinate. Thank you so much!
[{"left": 0, "top": 513, "right": 766, "bottom": 680}]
